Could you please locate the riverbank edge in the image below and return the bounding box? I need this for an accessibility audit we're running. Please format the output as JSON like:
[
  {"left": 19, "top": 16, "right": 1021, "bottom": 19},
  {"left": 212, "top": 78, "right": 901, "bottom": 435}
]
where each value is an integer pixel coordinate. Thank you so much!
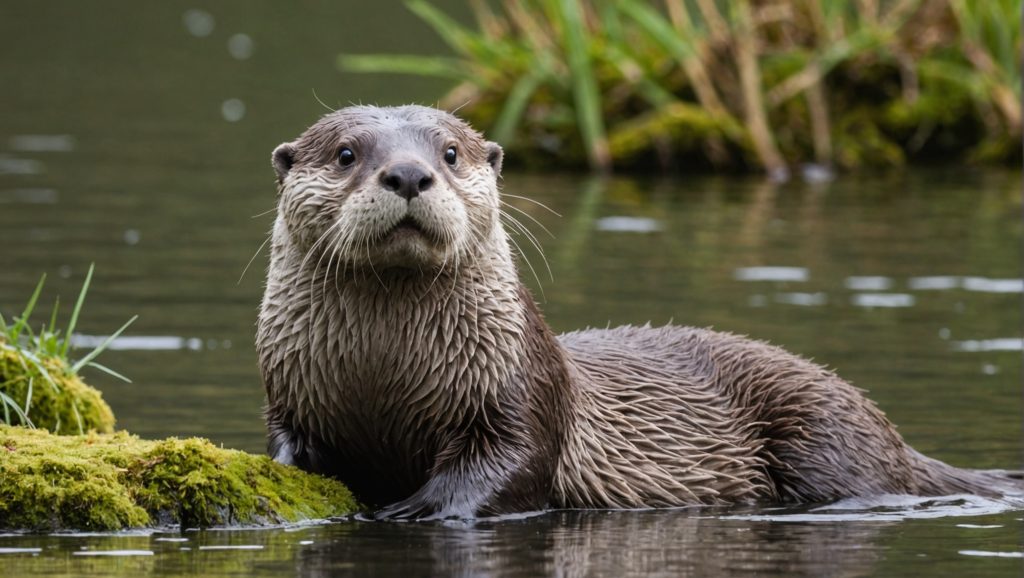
[{"left": 0, "top": 425, "right": 360, "bottom": 532}]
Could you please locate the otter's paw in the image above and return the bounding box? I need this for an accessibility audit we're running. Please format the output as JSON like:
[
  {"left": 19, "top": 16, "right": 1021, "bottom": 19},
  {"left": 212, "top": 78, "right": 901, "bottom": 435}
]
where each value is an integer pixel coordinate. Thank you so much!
[
  {"left": 374, "top": 488, "right": 483, "bottom": 521},
  {"left": 374, "top": 497, "right": 449, "bottom": 521}
]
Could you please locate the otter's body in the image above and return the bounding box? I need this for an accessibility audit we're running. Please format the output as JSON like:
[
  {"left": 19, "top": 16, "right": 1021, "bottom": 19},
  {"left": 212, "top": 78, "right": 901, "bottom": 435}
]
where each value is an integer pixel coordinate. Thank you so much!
[{"left": 258, "top": 105, "right": 1020, "bottom": 519}]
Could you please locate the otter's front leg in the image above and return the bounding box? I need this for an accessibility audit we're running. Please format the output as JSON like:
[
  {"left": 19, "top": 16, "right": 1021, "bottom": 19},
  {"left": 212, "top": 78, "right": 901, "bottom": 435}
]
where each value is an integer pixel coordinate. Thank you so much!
[
  {"left": 375, "top": 429, "right": 538, "bottom": 520},
  {"left": 266, "top": 412, "right": 301, "bottom": 467}
]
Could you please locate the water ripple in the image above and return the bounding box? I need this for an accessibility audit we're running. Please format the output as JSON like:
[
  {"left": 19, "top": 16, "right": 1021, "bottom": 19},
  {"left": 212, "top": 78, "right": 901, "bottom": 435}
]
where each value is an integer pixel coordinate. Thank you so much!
[
  {"left": 595, "top": 216, "right": 662, "bottom": 233},
  {"left": 722, "top": 494, "right": 1024, "bottom": 523},
  {"left": 952, "top": 338, "right": 1024, "bottom": 352},
  {"left": 733, "top": 267, "right": 809, "bottom": 282}
]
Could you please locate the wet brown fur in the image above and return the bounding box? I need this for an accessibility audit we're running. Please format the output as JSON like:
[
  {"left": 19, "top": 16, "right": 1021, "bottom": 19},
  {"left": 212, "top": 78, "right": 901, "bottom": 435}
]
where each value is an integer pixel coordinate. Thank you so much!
[{"left": 258, "top": 105, "right": 1022, "bottom": 519}]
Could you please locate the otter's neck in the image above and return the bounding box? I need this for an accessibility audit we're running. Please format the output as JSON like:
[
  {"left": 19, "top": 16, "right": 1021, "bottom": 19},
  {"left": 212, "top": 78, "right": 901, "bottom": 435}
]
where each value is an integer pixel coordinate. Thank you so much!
[{"left": 258, "top": 224, "right": 556, "bottom": 443}]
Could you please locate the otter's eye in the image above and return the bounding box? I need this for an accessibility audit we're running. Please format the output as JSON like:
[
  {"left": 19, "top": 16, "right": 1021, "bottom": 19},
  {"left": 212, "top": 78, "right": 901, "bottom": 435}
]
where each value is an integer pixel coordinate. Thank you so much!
[
  {"left": 444, "top": 146, "right": 457, "bottom": 166},
  {"left": 338, "top": 147, "right": 356, "bottom": 167}
]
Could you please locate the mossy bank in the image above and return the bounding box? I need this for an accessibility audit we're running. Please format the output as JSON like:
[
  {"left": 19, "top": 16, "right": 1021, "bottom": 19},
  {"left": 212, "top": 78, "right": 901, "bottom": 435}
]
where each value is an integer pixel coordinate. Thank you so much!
[{"left": 0, "top": 425, "right": 360, "bottom": 532}]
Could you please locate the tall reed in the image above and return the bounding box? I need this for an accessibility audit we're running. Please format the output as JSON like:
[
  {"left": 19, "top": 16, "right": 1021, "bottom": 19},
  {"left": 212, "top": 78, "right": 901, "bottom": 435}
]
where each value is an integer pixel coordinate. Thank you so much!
[{"left": 341, "top": 0, "right": 1021, "bottom": 174}]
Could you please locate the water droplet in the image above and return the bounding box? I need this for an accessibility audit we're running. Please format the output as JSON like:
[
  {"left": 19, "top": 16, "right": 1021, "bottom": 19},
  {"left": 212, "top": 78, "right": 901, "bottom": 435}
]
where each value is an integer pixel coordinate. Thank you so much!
[
  {"left": 123, "top": 229, "right": 141, "bottom": 245},
  {"left": 221, "top": 98, "right": 246, "bottom": 122},
  {"left": 183, "top": 9, "right": 215, "bottom": 37},
  {"left": 228, "top": 33, "right": 254, "bottom": 60}
]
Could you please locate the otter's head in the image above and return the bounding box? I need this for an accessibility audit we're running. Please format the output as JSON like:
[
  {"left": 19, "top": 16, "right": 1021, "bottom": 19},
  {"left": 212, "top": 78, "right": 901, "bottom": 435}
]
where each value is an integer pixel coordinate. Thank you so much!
[{"left": 271, "top": 105, "right": 504, "bottom": 272}]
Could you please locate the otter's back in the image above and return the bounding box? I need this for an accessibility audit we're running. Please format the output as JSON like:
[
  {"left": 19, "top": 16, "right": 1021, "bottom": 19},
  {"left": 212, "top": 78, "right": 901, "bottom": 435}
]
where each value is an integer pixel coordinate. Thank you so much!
[{"left": 552, "top": 325, "right": 928, "bottom": 506}]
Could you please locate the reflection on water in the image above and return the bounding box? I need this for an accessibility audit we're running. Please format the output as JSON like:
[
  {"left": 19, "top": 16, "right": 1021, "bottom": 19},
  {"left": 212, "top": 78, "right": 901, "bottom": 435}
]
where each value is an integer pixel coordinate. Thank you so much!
[
  {"left": 2, "top": 501, "right": 1023, "bottom": 577},
  {"left": 0, "top": 1, "right": 1021, "bottom": 576}
]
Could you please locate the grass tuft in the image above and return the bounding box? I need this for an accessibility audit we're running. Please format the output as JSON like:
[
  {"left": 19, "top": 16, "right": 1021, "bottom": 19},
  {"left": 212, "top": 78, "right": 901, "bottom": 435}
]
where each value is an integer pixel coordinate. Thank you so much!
[{"left": 0, "top": 265, "right": 132, "bottom": 434}]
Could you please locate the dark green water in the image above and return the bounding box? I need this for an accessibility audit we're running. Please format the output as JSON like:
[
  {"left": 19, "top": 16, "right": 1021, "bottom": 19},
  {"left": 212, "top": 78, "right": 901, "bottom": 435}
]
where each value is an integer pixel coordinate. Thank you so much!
[{"left": 1, "top": 2, "right": 1022, "bottom": 576}]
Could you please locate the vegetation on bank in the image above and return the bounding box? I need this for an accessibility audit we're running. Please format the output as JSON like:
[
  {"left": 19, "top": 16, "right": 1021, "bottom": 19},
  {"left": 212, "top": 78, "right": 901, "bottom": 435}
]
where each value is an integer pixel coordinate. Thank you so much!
[
  {"left": 0, "top": 265, "right": 129, "bottom": 434},
  {"left": 0, "top": 425, "right": 359, "bottom": 531},
  {"left": 342, "top": 0, "right": 1022, "bottom": 174},
  {"left": 0, "top": 270, "right": 359, "bottom": 531}
]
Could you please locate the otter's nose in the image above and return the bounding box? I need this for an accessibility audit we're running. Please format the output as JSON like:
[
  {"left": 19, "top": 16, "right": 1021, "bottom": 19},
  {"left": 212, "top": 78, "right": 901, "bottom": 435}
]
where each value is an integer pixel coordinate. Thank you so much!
[{"left": 380, "top": 164, "right": 434, "bottom": 201}]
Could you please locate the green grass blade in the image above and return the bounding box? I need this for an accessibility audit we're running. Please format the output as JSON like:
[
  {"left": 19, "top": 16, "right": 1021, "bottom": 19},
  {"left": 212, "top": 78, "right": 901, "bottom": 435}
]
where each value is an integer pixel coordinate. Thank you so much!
[
  {"left": 71, "top": 401, "right": 84, "bottom": 435},
  {"left": 13, "top": 347, "right": 59, "bottom": 393},
  {"left": 61, "top": 263, "right": 94, "bottom": 357},
  {"left": 11, "top": 273, "right": 46, "bottom": 341},
  {"left": 85, "top": 361, "right": 132, "bottom": 384},
  {"left": 70, "top": 314, "right": 138, "bottom": 374},
  {"left": 47, "top": 296, "right": 59, "bottom": 338},
  {"left": 619, "top": 0, "right": 699, "bottom": 61},
  {"left": 0, "top": 390, "right": 34, "bottom": 428},
  {"left": 24, "top": 375, "right": 33, "bottom": 415},
  {"left": 406, "top": 0, "right": 490, "bottom": 60},
  {"left": 339, "top": 54, "right": 470, "bottom": 80},
  {"left": 556, "top": 0, "right": 610, "bottom": 170},
  {"left": 491, "top": 68, "right": 546, "bottom": 144}
]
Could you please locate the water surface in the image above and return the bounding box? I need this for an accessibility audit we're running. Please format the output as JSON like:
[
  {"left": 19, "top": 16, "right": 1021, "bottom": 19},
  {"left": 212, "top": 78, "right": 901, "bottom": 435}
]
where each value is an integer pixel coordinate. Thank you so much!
[{"left": 1, "top": 2, "right": 1022, "bottom": 576}]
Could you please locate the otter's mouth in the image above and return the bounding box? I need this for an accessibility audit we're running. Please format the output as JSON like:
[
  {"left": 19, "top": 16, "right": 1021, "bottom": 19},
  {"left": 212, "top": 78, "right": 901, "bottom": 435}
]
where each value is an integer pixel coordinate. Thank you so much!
[
  {"left": 391, "top": 216, "right": 424, "bottom": 234},
  {"left": 383, "top": 215, "right": 441, "bottom": 245}
]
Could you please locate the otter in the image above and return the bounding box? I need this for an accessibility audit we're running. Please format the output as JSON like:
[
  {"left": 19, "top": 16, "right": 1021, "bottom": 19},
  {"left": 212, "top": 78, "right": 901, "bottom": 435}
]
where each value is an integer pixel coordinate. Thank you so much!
[{"left": 257, "top": 105, "right": 1021, "bottom": 519}]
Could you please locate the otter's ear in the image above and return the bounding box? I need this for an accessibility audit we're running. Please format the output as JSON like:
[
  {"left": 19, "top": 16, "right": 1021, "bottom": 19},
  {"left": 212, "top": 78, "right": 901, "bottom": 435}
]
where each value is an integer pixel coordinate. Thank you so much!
[
  {"left": 272, "top": 142, "right": 296, "bottom": 183},
  {"left": 485, "top": 141, "right": 503, "bottom": 177}
]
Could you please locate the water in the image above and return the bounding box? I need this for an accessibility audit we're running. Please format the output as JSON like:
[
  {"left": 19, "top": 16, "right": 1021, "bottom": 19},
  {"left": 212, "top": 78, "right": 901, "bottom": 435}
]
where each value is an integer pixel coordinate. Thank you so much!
[{"left": 1, "top": 2, "right": 1022, "bottom": 576}]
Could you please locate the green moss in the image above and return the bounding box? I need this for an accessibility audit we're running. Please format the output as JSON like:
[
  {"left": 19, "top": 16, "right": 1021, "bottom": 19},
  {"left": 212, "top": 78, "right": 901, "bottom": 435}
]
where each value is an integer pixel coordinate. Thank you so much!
[
  {"left": 0, "top": 425, "right": 360, "bottom": 532},
  {"left": 834, "top": 109, "right": 906, "bottom": 169},
  {"left": 608, "top": 102, "right": 744, "bottom": 161},
  {"left": 0, "top": 337, "right": 115, "bottom": 434}
]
